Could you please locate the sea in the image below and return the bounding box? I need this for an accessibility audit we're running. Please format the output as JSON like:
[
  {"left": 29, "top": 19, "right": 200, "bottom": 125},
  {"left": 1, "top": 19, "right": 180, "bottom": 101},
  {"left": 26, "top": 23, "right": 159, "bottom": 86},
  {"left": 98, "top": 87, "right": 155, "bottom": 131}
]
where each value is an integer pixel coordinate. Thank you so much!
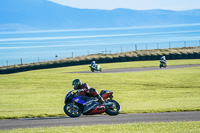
[{"left": 0, "top": 23, "right": 200, "bottom": 67}]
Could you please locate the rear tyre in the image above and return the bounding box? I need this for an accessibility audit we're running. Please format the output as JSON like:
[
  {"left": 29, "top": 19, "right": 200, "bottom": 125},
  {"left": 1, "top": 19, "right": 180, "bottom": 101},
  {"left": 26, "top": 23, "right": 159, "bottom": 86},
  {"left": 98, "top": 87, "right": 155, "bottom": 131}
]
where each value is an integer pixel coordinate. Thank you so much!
[
  {"left": 63, "top": 102, "right": 82, "bottom": 117},
  {"left": 105, "top": 99, "right": 121, "bottom": 116},
  {"left": 100, "top": 68, "right": 102, "bottom": 72},
  {"left": 160, "top": 64, "right": 163, "bottom": 69}
]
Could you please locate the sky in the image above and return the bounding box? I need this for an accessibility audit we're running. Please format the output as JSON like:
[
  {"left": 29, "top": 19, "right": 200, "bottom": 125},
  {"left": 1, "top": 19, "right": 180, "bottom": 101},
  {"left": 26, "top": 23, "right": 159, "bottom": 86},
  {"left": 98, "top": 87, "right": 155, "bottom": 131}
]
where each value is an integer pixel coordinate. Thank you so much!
[{"left": 48, "top": 0, "right": 200, "bottom": 11}]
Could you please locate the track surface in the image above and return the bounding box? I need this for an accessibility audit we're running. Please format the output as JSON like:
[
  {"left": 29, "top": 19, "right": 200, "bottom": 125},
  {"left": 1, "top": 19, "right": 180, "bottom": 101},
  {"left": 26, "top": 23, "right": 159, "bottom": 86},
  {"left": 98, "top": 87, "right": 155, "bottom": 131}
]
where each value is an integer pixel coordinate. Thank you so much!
[
  {"left": 0, "top": 111, "right": 200, "bottom": 130},
  {"left": 70, "top": 64, "right": 200, "bottom": 73}
]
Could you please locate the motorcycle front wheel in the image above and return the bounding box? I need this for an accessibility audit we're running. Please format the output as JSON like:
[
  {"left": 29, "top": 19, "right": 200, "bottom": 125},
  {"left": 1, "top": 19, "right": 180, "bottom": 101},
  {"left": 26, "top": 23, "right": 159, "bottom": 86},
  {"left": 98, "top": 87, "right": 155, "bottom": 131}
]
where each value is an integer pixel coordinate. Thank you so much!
[
  {"left": 105, "top": 99, "right": 121, "bottom": 116},
  {"left": 63, "top": 102, "right": 82, "bottom": 117}
]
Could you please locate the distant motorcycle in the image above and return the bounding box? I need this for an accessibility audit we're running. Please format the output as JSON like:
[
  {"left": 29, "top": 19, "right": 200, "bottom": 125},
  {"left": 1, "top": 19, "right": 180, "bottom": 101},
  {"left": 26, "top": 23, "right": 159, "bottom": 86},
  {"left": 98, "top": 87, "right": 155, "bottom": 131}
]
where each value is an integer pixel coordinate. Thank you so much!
[
  {"left": 89, "top": 64, "right": 102, "bottom": 72},
  {"left": 63, "top": 89, "right": 121, "bottom": 117},
  {"left": 160, "top": 60, "right": 167, "bottom": 68}
]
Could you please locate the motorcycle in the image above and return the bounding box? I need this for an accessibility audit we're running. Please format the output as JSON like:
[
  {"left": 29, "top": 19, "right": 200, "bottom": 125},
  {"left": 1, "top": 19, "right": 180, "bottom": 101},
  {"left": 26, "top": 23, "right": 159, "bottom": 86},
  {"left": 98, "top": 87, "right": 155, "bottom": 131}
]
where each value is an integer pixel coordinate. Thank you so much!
[
  {"left": 63, "top": 89, "right": 121, "bottom": 117},
  {"left": 89, "top": 64, "right": 102, "bottom": 72},
  {"left": 160, "top": 60, "right": 167, "bottom": 68}
]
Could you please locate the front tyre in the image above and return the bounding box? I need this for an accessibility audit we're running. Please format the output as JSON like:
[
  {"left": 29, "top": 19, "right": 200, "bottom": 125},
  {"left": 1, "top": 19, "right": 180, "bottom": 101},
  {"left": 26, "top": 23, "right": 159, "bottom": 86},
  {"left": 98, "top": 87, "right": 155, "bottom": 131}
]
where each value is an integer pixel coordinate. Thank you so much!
[
  {"left": 63, "top": 102, "right": 82, "bottom": 117},
  {"left": 105, "top": 99, "right": 121, "bottom": 116}
]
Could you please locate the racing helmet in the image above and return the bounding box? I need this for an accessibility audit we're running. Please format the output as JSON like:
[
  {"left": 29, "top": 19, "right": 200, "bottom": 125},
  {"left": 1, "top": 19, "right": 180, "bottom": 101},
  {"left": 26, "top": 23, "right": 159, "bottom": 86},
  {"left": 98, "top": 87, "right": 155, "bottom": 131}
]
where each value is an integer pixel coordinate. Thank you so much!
[
  {"left": 92, "top": 61, "right": 96, "bottom": 64},
  {"left": 72, "top": 79, "right": 81, "bottom": 90}
]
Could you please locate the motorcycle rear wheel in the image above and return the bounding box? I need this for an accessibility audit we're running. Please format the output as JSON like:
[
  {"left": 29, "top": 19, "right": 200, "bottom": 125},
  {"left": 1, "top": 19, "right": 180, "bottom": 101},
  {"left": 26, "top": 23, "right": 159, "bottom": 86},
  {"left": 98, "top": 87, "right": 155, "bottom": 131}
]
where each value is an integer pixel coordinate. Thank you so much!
[
  {"left": 63, "top": 102, "right": 82, "bottom": 117},
  {"left": 105, "top": 99, "right": 121, "bottom": 116},
  {"left": 160, "top": 64, "right": 163, "bottom": 68}
]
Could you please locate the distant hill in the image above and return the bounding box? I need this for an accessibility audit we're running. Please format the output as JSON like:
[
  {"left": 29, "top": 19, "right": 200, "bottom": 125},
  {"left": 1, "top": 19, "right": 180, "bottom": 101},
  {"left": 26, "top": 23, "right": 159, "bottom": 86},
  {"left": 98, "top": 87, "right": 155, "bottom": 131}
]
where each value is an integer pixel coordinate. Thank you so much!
[{"left": 1, "top": 0, "right": 200, "bottom": 31}]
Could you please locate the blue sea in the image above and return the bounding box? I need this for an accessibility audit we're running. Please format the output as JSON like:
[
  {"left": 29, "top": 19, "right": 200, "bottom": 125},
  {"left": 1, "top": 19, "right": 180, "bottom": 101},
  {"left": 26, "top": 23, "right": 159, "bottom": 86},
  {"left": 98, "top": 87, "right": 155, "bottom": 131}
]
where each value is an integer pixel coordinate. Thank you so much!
[{"left": 0, "top": 23, "right": 200, "bottom": 67}]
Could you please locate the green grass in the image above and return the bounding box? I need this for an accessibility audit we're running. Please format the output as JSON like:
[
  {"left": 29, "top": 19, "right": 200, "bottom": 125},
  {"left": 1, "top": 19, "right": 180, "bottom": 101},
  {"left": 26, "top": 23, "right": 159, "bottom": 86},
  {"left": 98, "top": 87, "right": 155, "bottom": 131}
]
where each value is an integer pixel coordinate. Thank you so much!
[
  {"left": 1, "top": 121, "right": 200, "bottom": 133},
  {"left": 0, "top": 59, "right": 200, "bottom": 119}
]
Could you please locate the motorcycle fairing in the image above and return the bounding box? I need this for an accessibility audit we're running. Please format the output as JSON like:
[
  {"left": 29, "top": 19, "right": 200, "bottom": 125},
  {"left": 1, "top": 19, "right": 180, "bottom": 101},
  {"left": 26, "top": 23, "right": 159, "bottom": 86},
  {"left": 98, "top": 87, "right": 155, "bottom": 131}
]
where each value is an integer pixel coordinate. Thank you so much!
[
  {"left": 72, "top": 96, "right": 86, "bottom": 104},
  {"left": 100, "top": 90, "right": 113, "bottom": 99},
  {"left": 84, "top": 106, "right": 106, "bottom": 115},
  {"left": 64, "top": 89, "right": 74, "bottom": 102}
]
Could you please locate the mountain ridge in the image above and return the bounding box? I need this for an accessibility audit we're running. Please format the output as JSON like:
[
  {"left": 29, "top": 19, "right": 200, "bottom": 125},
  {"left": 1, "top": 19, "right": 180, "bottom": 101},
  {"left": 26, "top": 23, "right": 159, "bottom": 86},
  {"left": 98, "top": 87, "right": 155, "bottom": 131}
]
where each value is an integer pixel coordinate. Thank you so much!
[{"left": 1, "top": 0, "right": 200, "bottom": 31}]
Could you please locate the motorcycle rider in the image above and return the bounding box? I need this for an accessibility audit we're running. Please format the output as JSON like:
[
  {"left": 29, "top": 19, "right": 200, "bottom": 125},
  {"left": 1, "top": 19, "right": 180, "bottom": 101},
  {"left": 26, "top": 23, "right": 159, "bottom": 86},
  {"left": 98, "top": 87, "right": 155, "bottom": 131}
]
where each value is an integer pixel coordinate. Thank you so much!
[
  {"left": 72, "top": 79, "right": 104, "bottom": 113},
  {"left": 91, "top": 61, "right": 96, "bottom": 69},
  {"left": 160, "top": 56, "right": 167, "bottom": 64}
]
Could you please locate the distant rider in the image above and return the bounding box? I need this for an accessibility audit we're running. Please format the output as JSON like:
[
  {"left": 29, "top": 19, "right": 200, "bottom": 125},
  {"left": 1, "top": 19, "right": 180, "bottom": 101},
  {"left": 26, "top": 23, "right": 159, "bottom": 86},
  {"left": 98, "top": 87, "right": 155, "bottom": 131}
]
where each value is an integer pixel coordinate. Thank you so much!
[
  {"left": 160, "top": 56, "right": 167, "bottom": 64},
  {"left": 72, "top": 79, "right": 104, "bottom": 113},
  {"left": 91, "top": 61, "right": 96, "bottom": 69}
]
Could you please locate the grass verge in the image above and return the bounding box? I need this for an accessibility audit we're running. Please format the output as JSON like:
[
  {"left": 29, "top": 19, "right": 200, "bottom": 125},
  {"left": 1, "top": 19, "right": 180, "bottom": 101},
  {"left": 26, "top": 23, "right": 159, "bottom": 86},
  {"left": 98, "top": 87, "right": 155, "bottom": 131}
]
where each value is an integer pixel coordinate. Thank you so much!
[
  {"left": 1, "top": 121, "right": 200, "bottom": 133},
  {"left": 0, "top": 59, "right": 200, "bottom": 119}
]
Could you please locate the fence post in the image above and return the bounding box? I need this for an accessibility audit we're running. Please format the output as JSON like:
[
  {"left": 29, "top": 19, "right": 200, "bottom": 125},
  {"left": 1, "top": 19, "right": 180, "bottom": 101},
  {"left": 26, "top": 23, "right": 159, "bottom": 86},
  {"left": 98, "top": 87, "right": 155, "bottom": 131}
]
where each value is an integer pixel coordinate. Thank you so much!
[
  {"left": 6, "top": 60, "right": 8, "bottom": 66},
  {"left": 184, "top": 41, "right": 186, "bottom": 47},
  {"left": 72, "top": 52, "right": 73, "bottom": 58},
  {"left": 21, "top": 58, "right": 23, "bottom": 65},
  {"left": 145, "top": 44, "right": 147, "bottom": 50},
  {"left": 157, "top": 43, "right": 159, "bottom": 49},
  {"left": 121, "top": 46, "right": 122, "bottom": 53},
  {"left": 169, "top": 42, "right": 171, "bottom": 49},
  {"left": 135, "top": 44, "right": 137, "bottom": 51}
]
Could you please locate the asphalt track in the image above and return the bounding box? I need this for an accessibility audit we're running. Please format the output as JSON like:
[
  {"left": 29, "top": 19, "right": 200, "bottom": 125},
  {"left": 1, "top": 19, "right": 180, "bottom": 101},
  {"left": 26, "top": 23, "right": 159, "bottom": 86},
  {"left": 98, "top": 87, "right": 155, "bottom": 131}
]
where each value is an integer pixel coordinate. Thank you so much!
[
  {"left": 70, "top": 64, "right": 200, "bottom": 73},
  {"left": 0, "top": 112, "right": 200, "bottom": 130}
]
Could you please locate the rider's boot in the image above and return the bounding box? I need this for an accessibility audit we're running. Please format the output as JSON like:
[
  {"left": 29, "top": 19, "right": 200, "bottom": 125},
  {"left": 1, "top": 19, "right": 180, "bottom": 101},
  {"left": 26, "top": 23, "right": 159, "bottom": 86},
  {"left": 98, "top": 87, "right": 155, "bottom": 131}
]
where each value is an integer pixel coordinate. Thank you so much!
[{"left": 96, "top": 94, "right": 104, "bottom": 106}]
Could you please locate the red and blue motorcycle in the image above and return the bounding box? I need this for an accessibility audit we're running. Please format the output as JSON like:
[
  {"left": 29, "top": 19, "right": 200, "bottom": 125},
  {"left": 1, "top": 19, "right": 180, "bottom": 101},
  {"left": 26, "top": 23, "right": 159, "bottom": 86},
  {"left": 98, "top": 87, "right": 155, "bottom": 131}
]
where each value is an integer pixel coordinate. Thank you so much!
[{"left": 63, "top": 89, "right": 121, "bottom": 117}]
